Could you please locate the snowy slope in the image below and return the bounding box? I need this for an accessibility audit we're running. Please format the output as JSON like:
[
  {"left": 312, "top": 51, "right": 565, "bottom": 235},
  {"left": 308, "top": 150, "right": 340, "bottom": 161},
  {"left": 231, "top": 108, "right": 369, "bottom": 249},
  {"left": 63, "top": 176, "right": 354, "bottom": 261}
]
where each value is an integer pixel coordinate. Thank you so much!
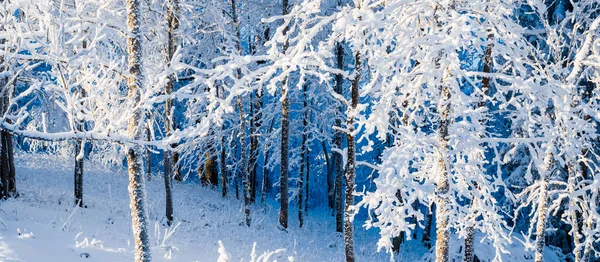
[
  {"left": 0, "top": 154, "right": 564, "bottom": 261},
  {"left": 0, "top": 154, "right": 390, "bottom": 262}
]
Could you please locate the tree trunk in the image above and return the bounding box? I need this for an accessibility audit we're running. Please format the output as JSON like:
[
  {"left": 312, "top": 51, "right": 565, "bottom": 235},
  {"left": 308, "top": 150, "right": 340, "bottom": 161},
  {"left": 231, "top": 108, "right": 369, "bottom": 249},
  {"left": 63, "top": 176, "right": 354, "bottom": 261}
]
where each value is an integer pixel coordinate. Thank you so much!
[
  {"left": 304, "top": 140, "right": 310, "bottom": 213},
  {"left": 334, "top": 42, "right": 345, "bottom": 233},
  {"left": 534, "top": 152, "right": 553, "bottom": 262},
  {"left": 125, "top": 0, "right": 151, "bottom": 260},
  {"left": 0, "top": 132, "right": 7, "bottom": 199},
  {"left": 248, "top": 92, "right": 261, "bottom": 202},
  {"left": 435, "top": 81, "right": 452, "bottom": 262},
  {"left": 74, "top": 139, "right": 84, "bottom": 207},
  {"left": 6, "top": 131, "right": 15, "bottom": 196},
  {"left": 463, "top": 226, "right": 475, "bottom": 262},
  {"left": 330, "top": 42, "right": 344, "bottom": 212},
  {"left": 145, "top": 118, "right": 151, "bottom": 181},
  {"left": 422, "top": 209, "right": 433, "bottom": 248},
  {"left": 221, "top": 135, "right": 228, "bottom": 197},
  {"left": 165, "top": 0, "right": 182, "bottom": 183},
  {"left": 343, "top": 51, "right": 361, "bottom": 262},
  {"left": 298, "top": 84, "right": 308, "bottom": 228},
  {"left": 230, "top": 0, "right": 250, "bottom": 227},
  {"left": 162, "top": 0, "right": 179, "bottom": 226},
  {"left": 279, "top": 0, "right": 291, "bottom": 230},
  {"left": 535, "top": 177, "right": 549, "bottom": 262},
  {"left": 568, "top": 162, "right": 583, "bottom": 262}
]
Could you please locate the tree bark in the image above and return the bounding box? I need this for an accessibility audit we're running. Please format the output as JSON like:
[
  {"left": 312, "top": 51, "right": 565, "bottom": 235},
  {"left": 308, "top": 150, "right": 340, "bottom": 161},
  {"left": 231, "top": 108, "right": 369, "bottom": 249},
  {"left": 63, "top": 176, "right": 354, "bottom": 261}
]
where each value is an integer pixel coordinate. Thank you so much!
[
  {"left": 145, "top": 116, "right": 151, "bottom": 181},
  {"left": 435, "top": 79, "right": 452, "bottom": 262},
  {"left": 74, "top": 139, "right": 84, "bottom": 206},
  {"left": 534, "top": 152, "right": 553, "bottom": 262},
  {"left": 343, "top": 51, "right": 361, "bottom": 262},
  {"left": 221, "top": 135, "right": 228, "bottom": 197},
  {"left": 125, "top": 0, "right": 151, "bottom": 260},
  {"left": 231, "top": 0, "right": 250, "bottom": 226},
  {"left": 162, "top": 0, "right": 179, "bottom": 226},
  {"left": 298, "top": 85, "right": 308, "bottom": 228},
  {"left": 279, "top": 0, "right": 291, "bottom": 230},
  {"left": 334, "top": 42, "right": 345, "bottom": 233}
]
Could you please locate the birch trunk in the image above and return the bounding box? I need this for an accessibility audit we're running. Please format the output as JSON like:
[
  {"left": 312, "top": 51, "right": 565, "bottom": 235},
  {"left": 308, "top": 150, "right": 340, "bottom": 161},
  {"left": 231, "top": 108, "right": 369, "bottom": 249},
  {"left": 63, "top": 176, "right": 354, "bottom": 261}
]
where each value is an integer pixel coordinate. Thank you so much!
[
  {"left": 534, "top": 152, "right": 553, "bottom": 262},
  {"left": 125, "top": 0, "right": 151, "bottom": 260}
]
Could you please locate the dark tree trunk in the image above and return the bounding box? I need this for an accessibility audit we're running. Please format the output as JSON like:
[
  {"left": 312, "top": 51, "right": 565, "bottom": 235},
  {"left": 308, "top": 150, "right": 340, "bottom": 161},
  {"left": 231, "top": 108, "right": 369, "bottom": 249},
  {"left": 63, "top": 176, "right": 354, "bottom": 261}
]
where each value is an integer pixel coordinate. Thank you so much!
[
  {"left": 279, "top": 0, "right": 291, "bottom": 230},
  {"left": 343, "top": 51, "right": 361, "bottom": 262},
  {"left": 304, "top": 140, "right": 310, "bottom": 213},
  {"left": 220, "top": 135, "right": 228, "bottom": 197},
  {"left": 334, "top": 41, "right": 345, "bottom": 232},
  {"left": 74, "top": 139, "right": 84, "bottom": 207},
  {"left": 231, "top": 0, "right": 250, "bottom": 226},
  {"left": 422, "top": 209, "right": 433, "bottom": 248},
  {"left": 162, "top": 0, "right": 179, "bottom": 227},
  {"left": 0, "top": 131, "right": 8, "bottom": 199},
  {"left": 145, "top": 118, "right": 151, "bottom": 181},
  {"left": 298, "top": 85, "right": 308, "bottom": 228}
]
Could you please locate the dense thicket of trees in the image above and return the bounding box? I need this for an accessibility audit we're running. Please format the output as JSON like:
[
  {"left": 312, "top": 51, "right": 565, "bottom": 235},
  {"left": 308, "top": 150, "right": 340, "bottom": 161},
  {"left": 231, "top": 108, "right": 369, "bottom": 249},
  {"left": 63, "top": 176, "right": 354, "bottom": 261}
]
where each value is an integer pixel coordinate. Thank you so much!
[{"left": 0, "top": 0, "right": 599, "bottom": 261}]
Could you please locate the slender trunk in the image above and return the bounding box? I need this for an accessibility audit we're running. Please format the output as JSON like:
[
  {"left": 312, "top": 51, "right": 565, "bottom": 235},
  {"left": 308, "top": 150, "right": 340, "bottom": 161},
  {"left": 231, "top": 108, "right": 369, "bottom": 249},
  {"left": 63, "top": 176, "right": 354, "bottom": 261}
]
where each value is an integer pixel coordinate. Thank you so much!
[
  {"left": 279, "top": 0, "right": 291, "bottom": 230},
  {"left": 334, "top": 42, "right": 345, "bottom": 233},
  {"left": 74, "top": 139, "right": 84, "bottom": 206},
  {"left": 125, "top": 0, "right": 151, "bottom": 260},
  {"left": 0, "top": 132, "right": 7, "bottom": 199},
  {"left": 330, "top": 42, "right": 344, "bottom": 212},
  {"left": 422, "top": 210, "right": 433, "bottom": 248},
  {"left": 248, "top": 92, "right": 261, "bottom": 202},
  {"left": 304, "top": 140, "right": 310, "bottom": 213},
  {"left": 322, "top": 141, "right": 333, "bottom": 209},
  {"left": 162, "top": 0, "right": 178, "bottom": 226},
  {"left": 6, "top": 131, "right": 14, "bottom": 196},
  {"left": 534, "top": 152, "right": 553, "bottom": 262},
  {"left": 298, "top": 133, "right": 305, "bottom": 228},
  {"left": 568, "top": 162, "right": 583, "bottom": 262},
  {"left": 435, "top": 81, "right": 452, "bottom": 262},
  {"left": 237, "top": 95, "right": 250, "bottom": 226},
  {"left": 164, "top": 156, "right": 174, "bottom": 226},
  {"left": 343, "top": 51, "right": 361, "bottom": 262},
  {"left": 221, "top": 134, "right": 227, "bottom": 197},
  {"left": 231, "top": 0, "right": 250, "bottom": 226},
  {"left": 298, "top": 84, "right": 308, "bottom": 228},
  {"left": 535, "top": 177, "right": 549, "bottom": 262},
  {"left": 463, "top": 226, "right": 475, "bottom": 262},
  {"left": 145, "top": 118, "right": 151, "bottom": 181},
  {"left": 166, "top": 0, "right": 182, "bottom": 183}
]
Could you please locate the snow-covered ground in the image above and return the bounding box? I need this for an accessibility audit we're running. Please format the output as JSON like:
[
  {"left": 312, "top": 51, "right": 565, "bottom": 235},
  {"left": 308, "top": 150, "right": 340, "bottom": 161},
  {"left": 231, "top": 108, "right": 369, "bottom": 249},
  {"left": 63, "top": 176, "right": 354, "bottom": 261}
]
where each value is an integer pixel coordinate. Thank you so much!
[{"left": 0, "top": 154, "right": 565, "bottom": 261}]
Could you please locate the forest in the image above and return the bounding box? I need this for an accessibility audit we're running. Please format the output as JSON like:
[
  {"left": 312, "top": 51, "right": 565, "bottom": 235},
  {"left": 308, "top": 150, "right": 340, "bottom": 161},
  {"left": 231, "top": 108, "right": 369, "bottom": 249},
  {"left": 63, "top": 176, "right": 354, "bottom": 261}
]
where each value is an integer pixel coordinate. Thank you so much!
[{"left": 0, "top": 0, "right": 598, "bottom": 261}]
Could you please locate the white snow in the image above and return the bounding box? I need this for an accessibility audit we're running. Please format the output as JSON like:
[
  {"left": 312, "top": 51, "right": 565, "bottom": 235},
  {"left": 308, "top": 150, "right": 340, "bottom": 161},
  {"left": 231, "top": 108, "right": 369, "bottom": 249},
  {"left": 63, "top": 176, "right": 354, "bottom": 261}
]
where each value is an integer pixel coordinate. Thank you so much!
[{"left": 0, "top": 154, "right": 389, "bottom": 262}]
